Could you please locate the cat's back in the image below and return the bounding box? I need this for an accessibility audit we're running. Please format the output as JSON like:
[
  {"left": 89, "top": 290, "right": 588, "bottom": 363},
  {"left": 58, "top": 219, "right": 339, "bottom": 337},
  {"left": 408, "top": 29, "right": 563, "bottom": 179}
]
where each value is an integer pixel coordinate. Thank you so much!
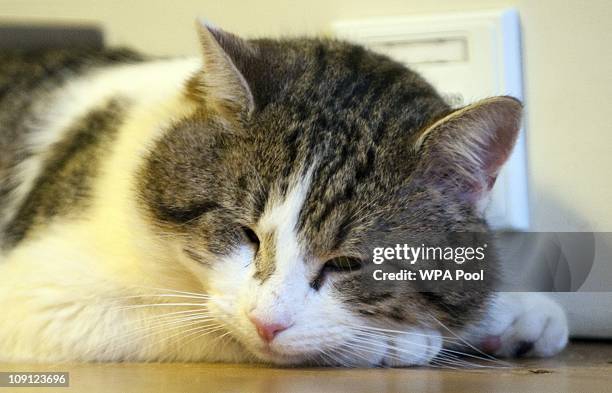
[
  {"left": 0, "top": 48, "right": 143, "bottom": 173},
  {"left": 0, "top": 48, "right": 145, "bottom": 247},
  {"left": 0, "top": 47, "right": 144, "bottom": 135}
]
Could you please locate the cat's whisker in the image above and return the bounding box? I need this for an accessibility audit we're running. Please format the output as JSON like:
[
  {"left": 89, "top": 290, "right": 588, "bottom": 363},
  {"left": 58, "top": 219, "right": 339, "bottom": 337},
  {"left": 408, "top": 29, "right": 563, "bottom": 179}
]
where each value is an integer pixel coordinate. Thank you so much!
[
  {"left": 207, "top": 329, "right": 235, "bottom": 355},
  {"left": 304, "top": 352, "right": 320, "bottom": 367},
  {"left": 109, "top": 318, "right": 225, "bottom": 357},
  {"left": 134, "top": 307, "right": 213, "bottom": 319},
  {"left": 354, "top": 329, "right": 510, "bottom": 368},
  {"left": 104, "top": 307, "right": 214, "bottom": 337},
  {"left": 427, "top": 349, "right": 483, "bottom": 368},
  {"left": 315, "top": 350, "right": 334, "bottom": 367},
  {"left": 425, "top": 312, "right": 512, "bottom": 367},
  {"left": 134, "top": 313, "right": 216, "bottom": 334},
  {"left": 333, "top": 343, "right": 382, "bottom": 367},
  {"left": 346, "top": 328, "right": 508, "bottom": 369},
  {"left": 344, "top": 341, "right": 390, "bottom": 363},
  {"left": 346, "top": 323, "right": 461, "bottom": 343},
  {"left": 437, "top": 349, "right": 512, "bottom": 368},
  {"left": 318, "top": 347, "right": 350, "bottom": 367},
  {"left": 117, "top": 302, "right": 210, "bottom": 310},
  {"left": 163, "top": 312, "right": 231, "bottom": 346},
  {"left": 345, "top": 340, "right": 450, "bottom": 369},
  {"left": 128, "top": 286, "right": 216, "bottom": 299},
  {"left": 132, "top": 322, "right": 223, "bottom": 354},
  {"left": 320, "top": 342, "right": 358, "bottom": 367},
  {"left": 88, "top": 304, "right": 217, "bottom": 354},
  {"left": 340, "top": 338, "right": 452, "bottom": 369},
  {"left": 351, "top": 328, "right": 461, "bottom": 344},
  {"left": 350, "top": 331, "right": 437, "bottom": 355},
  {"left": 114, "top": 294, "right": 213, "bottom": 301},
  {"left": 175, "top": 324, "right": 228, "bottom": 347},
  {"left": 91, "top": 315, "right": 214, "bottom": 356},
  {"left": 432, "top": 357, "right": 486, "bottom": 370},
  {"left": 350, "top": 312, "right": 497, "bottom": 369},
  {"left": 337, "top": 347, "right": 362, "bottom": 368},
  {"left": 427, "top": 359, "right": 461, "bottom": 370},
  {"left": 170, "top": 322, "right": 226, "bottom": 342},
  {"left": 431, "top": 353, "right": 498, "bottom": 370},
  {"left": 150, "top": 315, "right": 217, "bottom": 334}
]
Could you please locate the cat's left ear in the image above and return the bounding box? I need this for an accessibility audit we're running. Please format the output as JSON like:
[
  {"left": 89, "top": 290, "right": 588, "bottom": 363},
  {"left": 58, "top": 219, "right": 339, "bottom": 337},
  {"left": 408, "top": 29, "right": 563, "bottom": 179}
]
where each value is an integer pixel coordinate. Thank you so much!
[
  {"left": 414, "top": 96, "right": 522, "bottom": 206},
  {"left": 191, "top": 21, "right": 255, "bottom": 120}
]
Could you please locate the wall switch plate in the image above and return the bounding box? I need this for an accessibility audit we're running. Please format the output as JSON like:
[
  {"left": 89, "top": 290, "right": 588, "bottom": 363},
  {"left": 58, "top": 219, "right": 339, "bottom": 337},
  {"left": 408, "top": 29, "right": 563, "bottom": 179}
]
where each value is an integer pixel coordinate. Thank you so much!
[{"left": 332, "top": 8, "right": 529, "bottom": 230}]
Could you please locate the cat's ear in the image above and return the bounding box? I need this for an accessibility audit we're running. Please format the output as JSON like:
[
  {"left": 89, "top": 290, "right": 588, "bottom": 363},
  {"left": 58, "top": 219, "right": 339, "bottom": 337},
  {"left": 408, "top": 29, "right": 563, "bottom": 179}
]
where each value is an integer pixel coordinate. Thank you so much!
[
  {"left": 414, "top": 96, "right": 522, "bottom": 205},
  {"left": 191, "top": 21, "right": 255, "bottom": 119}
]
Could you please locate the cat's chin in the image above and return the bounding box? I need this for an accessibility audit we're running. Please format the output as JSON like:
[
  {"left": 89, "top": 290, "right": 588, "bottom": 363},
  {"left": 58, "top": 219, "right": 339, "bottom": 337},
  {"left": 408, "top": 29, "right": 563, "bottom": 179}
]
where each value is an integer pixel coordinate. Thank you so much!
[
  {"left": 252, "top": 351, "right": 309, "bottom": 366},
  {"left": 248, "top": 344, "right": 381, "bottom": 367},
  {"left": 247, "top": 345, "right": 311, "bottom": 366},
  {"left": 246, "top": 343, "right": 340, "bottom": 366},
  {"left": 253, "top": 351, "right": 381, "bottom": 367}
]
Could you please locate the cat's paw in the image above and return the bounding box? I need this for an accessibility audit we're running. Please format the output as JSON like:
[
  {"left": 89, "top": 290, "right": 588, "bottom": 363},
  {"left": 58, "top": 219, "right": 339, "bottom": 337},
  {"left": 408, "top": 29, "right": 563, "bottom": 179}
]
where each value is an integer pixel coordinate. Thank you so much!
[
  {"left": 380, "top": 329, "right": 442, "bottom": 367},
  {"left": 480, "top": 293, "right": 568, "bottom": 358}
]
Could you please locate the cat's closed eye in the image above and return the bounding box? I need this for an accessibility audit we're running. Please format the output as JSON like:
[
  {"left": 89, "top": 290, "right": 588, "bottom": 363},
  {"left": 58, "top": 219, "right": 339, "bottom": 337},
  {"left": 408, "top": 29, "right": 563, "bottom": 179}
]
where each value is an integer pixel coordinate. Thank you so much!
[
  {"left": 323, "top": 256, "right": 363, "bottom": 273},
  {"left": 311, "top": 256, "right": 363, "bottom": 290},
  {"left": 241, "top": 226, "right": 260, "bottom": 248}
]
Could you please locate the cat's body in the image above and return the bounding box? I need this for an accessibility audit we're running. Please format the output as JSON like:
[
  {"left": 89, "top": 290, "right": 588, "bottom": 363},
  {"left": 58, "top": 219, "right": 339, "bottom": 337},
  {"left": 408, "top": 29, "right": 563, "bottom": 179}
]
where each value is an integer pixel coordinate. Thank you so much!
[{"left": 0, "top": 25, "right": 568, "bottom": 365}]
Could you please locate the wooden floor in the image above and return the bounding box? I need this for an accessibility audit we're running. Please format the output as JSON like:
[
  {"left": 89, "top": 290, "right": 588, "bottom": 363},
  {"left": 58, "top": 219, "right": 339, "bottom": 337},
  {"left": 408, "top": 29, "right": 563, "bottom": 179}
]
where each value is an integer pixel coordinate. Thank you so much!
[{"left": 1, "top": 341, "right": 611, "bottom": 393}]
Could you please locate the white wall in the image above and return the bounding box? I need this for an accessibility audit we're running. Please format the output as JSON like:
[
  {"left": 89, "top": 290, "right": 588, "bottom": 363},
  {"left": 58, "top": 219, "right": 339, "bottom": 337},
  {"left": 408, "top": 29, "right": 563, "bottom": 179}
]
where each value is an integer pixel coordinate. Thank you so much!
[{"left": 3, "top": 0, "right": 612, "bottom": 336}]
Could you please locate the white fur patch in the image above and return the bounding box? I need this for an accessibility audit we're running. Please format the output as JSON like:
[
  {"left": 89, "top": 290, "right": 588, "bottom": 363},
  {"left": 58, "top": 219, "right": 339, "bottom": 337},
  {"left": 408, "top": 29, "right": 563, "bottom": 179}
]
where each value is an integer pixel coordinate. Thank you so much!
[
  {"left": 249, "top": 176, "right": 313, "bottom": 332},
  {"left": 0, "top": 57, "right": 202, "bottom": 248},
  {"left": 0, "top": 57, "right": 210, "bottom": 362}
]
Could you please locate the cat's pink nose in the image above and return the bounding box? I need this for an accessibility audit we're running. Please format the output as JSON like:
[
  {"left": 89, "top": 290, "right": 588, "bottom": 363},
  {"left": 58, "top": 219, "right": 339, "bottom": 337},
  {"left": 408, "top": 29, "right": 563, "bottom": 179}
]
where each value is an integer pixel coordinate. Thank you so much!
[{"left": 249, "top": 316, "right": 290, "bottom": 343}]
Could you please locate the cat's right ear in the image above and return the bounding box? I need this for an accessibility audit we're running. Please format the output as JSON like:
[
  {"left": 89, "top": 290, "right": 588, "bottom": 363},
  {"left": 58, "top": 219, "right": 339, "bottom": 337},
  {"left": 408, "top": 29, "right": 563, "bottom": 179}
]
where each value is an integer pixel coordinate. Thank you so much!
[
  {"left": 189, "top": 21, "right": 255, "bottom": 120},
  {"left": 413, "top": 96, "right": 522, "bottom": 207}
]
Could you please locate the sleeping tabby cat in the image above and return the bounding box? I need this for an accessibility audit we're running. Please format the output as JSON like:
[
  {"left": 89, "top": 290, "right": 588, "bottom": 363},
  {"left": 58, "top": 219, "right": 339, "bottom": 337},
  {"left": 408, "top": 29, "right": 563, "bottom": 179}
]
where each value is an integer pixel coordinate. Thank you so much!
[{"left": 0, "top": 23, "right": 567, "bottom": 365}]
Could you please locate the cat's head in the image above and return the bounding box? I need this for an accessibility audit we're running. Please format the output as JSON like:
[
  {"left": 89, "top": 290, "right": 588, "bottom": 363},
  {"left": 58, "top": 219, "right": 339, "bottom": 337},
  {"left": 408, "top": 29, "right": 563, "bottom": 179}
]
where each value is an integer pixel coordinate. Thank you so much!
[{"left": 137, "top": 24, "right": 522, "bottom": 365}]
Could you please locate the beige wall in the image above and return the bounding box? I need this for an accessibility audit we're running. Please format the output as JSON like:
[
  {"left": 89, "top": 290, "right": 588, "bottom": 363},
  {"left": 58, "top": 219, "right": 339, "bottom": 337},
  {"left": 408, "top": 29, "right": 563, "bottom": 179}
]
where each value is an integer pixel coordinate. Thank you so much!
[{"left": 4, "top": 0, "right": 609, "bottom": 231}]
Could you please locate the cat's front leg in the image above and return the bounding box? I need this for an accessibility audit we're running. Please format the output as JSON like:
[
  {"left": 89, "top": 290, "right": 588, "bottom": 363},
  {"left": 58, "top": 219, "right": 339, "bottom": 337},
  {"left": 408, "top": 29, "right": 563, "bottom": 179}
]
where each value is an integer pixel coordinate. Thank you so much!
[{"left": 463, "top": 293, "right": 569, "bottom": 358}]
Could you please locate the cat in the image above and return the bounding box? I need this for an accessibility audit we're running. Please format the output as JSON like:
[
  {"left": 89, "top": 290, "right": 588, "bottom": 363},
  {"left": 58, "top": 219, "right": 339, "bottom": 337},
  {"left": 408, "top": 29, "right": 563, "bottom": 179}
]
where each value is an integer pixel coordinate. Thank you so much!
[{"left": 0, "top": 23, "right": 568, "bottom": 366}]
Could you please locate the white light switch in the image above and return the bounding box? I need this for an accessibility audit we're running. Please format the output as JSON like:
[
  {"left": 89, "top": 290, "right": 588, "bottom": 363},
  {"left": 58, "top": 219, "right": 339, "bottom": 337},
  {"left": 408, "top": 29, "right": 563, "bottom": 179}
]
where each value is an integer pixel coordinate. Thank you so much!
[{"left": 332, "top": 8, "right": 529, "bottom": 230}]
